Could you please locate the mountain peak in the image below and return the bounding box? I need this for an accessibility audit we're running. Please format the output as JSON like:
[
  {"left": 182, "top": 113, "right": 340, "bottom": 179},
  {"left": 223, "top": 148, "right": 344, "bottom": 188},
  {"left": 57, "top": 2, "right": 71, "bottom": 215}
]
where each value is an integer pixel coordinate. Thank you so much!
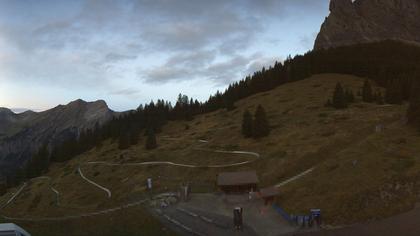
[
  {"left": 67, "top": 99, "right": 87, "bottom": 106},
  {"left": 65, "top": 99, "right": 109, "bottom": 109},
  {"left": 315, "top": 0, "right": 420, "bottom": 50},
  {"left": 329, "top": 0, "right": 353, "bottom": 12}
]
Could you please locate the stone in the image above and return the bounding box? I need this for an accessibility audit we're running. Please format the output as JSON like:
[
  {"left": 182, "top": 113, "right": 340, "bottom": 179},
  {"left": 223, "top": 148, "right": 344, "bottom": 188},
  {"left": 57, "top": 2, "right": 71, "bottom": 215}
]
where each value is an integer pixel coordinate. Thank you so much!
[{"left": 314, "top": 0, "right": 420, "bottom": 50}]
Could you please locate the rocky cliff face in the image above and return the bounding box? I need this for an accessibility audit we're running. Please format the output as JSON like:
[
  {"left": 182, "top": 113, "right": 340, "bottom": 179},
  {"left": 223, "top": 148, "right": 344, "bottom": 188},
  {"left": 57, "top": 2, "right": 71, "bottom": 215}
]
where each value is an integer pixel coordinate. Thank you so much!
[
  {"left": 314, "top": 0, "right": 420, "bottom": 50},
  {"left": 0, "top": 99, "right": 115, "bottom": 176}
]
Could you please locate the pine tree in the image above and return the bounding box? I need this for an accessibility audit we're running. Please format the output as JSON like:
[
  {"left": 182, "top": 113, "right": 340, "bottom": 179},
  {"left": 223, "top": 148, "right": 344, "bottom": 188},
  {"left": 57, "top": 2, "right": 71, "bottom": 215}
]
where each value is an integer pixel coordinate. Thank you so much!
[
  {"left": 129, "top": 124, "right": 140, "bottom": 145},
  {"left": 37, "top": 145, "right": 50, "bottom": 174},
  {"left": 332, "top": 83, "right": 348, "bottom": 109},
  {"left": 118, "top": 131, "right": 130, "bottom": 150},
  {"left": 0, "top": 181, "right": 6, "bottom": 196},
  {"left": 14, "top": 167, "right": 25, "bottom": 186},
  {"left": 362, "top": 79, "right": 373, "bottom": 103},
  {"left": 407, "top": 78, "right": 420, "bottom": 131},
  {"left": 224, "top": 95, "right": 235, "bottom": 111},
  {"left": 26, "top": 144, "right": 49, "bottom": 178},
  {"left": 345, "top": 88, "right": 355, "bottom": 103},
  {"left": 241, "top": 110, "right": 253, "bottom": 138},
  {"left": 253, "top": 105, "right": 270, "bottom": 138},
  {"left": 145, "top": 128, "right": 157, "bottom": 150}
]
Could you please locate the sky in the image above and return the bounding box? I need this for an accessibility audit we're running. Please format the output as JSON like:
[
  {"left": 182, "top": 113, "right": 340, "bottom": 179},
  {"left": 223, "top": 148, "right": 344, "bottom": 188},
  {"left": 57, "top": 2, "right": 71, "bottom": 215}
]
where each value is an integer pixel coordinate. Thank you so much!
[{"left": 0, "top": 0, "right": 329, "bottom": 112}]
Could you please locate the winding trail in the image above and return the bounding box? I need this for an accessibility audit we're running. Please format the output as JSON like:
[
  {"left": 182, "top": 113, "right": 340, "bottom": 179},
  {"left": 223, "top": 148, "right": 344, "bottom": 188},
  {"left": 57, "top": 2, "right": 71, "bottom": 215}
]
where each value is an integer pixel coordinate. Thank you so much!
[
  {"left": 1, "top": 183, "right": 27, "bottom": 209},
  {"left": 1, "top": 199, "right": 147, "bottom": 221},
  {"left": 78, "top": 166, "right": 112, "bottom": 198},
  {"left": 86, "top": 149, "right": 259, "bottom": 169},
  {"left": 1, "top": 138, "right": 261, "bottom": 222},
  {"left": 275, "top": 167, "right": 315, "bottom": 188},
  {"left": 80, "top": 141, "right": 261, "bottom": 197},
  {"left": 33, "top": 176, "right": 60, "bottom": 206}
]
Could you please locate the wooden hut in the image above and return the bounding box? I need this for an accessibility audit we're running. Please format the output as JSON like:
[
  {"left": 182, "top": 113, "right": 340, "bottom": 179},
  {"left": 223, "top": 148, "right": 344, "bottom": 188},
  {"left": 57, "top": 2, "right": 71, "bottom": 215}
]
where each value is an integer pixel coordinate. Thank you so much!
[
  {"left": 217, "top": 171, "right": 259, "bottom": 193},
  {"left": 259, "top": 186, "right": 279, "bottom": 205}
]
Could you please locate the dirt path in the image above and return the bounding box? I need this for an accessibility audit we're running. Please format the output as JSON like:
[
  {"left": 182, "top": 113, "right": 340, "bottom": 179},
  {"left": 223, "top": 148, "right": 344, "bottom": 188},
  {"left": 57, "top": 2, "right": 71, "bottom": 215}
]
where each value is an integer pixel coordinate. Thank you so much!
[
  {"left": 275, "top": 167, "right": 315, "bottom": 188},
  {"left": 1, "top": 138, "right": 261, "bottom": 222},
  {"left": 77, "top": 166, "right": 112, "bottom": 198},
  {"left": 1, "top": 199, "right": 147, "bottom": 221},
  {"left": 86, "top": 148, "right": 260, "bottom": 169},
  {"left": 0, "top": 183, "right": 27, "bottom": 209},
  {"left": 33, "top": 176, "right": 60, "bottom": 206},
  {"left": 79, "top": 142, "right": 260, "bottom": 198}
]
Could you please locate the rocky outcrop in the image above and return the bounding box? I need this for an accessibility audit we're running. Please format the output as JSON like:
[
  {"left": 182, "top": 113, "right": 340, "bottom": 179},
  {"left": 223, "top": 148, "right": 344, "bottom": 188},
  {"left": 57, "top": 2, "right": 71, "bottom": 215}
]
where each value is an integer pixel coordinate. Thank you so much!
[
  {"left": 314, "top": 0, "right": 420, "bottom": 50},
  {"left": 0, "top": 99, "right": 115, "bottom": 176}
]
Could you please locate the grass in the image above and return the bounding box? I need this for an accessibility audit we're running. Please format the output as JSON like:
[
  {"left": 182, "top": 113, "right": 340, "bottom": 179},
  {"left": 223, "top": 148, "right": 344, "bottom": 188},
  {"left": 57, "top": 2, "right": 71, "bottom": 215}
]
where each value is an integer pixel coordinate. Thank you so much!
[
  {"left": 0, "top": 73, "right": 418, "bottom": 233},
  {"left": 2, "top": 206, "right": 176, "bottom": 236}
]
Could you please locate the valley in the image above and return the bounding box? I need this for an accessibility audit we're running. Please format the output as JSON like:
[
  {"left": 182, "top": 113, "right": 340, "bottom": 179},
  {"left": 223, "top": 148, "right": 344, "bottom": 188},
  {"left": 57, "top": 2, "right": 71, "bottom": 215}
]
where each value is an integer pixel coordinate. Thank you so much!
[{"left": 1, "top": 73, "right": 418, "bottom": 235}]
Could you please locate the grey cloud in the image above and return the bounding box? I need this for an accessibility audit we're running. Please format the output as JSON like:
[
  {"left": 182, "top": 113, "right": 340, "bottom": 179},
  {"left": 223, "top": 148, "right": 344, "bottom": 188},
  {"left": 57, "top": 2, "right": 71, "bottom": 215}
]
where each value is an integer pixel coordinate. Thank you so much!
[
  {"left": 110, "top": 88, "right": 142, "bottom": 96},
  {"left": 145, "top": 66, "right": 192, "bottom": 83},
  {"left": 143, "top": 52, "right": 280, "bottom": 86},
  {"left": 105, "top": 53, "right": 137, "bottom": 62},
  {"left": 166, "top": 50, "right": 217, "bottom": 67},
  {"left": 0, "top": 0, "right": 328, "bottom": 105},
  {"left": 138, "top": 11, "right": 261, "bottom": 52}
]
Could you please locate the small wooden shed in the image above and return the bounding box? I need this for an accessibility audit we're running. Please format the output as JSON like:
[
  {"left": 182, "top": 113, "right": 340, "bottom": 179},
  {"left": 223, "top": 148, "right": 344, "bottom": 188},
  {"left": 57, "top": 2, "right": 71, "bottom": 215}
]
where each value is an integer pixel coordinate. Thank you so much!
[
  {"left": 259, "top": 186, "right": 279, "bottom": 205},
  {"left": 217, "top": 171, "right": 259, "bottom": 193}
]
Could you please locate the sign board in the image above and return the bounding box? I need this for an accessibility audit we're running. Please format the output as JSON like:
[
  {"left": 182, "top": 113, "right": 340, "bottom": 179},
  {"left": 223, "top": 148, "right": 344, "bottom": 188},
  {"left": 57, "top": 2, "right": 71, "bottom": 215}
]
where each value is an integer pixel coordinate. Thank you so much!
[
  {"left": 147, "top": 178, "right": 152, "bottom": 190},
  {"left": 310, "top": 209, "right": 321, "bottom": 217}
]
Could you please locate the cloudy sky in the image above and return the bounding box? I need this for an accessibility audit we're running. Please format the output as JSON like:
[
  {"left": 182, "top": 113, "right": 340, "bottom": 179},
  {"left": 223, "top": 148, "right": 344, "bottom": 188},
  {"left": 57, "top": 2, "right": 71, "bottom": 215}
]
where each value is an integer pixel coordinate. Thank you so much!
[{"left": 0, "top": 0, "right": 329, "bottom": 112}]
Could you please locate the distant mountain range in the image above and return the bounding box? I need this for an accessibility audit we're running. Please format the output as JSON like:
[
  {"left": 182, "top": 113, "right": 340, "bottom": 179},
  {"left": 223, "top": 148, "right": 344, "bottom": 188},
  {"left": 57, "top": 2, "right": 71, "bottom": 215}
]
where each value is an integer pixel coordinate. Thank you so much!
[
  {"left": 315, "top": 0, "right": 420, "bottom": 50},
  {"left": 0, "top": 99, "right": 116, "bottom": 177}
]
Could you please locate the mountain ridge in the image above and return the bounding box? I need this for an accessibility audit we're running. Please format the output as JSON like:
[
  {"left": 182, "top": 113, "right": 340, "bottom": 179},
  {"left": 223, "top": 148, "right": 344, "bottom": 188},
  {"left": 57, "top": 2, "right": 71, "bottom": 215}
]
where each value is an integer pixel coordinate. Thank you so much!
[
  {"left": 314, "top": 0, "right": 420, "bottom": 50},
  {"left": 0, "top": 99, "right": 116, "bottom": 178}
]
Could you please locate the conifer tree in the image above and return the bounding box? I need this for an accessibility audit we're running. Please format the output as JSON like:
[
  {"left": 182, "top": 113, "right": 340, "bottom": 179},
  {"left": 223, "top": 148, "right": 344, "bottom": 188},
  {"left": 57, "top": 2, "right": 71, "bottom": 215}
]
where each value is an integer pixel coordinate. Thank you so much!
[
  {"left": 332, "top": 83, "right": 348, "bottom": 109},
  {"left": 345, "top": 88, "right": 355, "bottom": 103},
  {"left": 118, "top": 132, "right": 130, "bottom": 150},
  {"left": 145, "top": 128, "right": 157, "bottom": 150},
  {"left": 129, "top": 124, "right": 140, "bottom": 146},
  {"left": 253, "top": 105, "right": 270, "bottom": 138},
  {"left": 241, "top": 110, "right": 253, "bottom": 138},
  {"left": 224, "top": 95, "right": 235, "bottom": 111},
  {"left": 14, "top": 167, "right": 25, "bottom": 186},
  {"left": 0, "top": 183, "right": 5, "bottom": 196},
  {"left": 26, "top": 144, "right": 49, "bottom": 178},
  {"left": 362, "top": 79, "right": 373, "bottom": 103}
]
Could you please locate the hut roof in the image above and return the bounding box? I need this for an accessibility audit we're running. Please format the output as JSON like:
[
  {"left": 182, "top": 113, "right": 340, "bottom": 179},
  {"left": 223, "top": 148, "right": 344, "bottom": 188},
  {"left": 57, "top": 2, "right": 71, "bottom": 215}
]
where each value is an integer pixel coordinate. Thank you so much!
[
  {"left": 217, "top": 171, "right": 259, "bottom": 186},
  {"left": 260, "top": 186, "right": 279, "bottom": 198}
]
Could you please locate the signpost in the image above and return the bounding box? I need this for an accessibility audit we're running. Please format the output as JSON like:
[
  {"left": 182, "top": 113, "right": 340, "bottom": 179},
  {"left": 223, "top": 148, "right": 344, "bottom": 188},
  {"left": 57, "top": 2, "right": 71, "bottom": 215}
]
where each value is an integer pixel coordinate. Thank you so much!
[
  {"left": 310, "top": 209, "right": 321, "bottom": 226},
  {"left": 147, "top": 178, "right": 152, "bottom": 190},
  {"left": 233, "top": 207, "right": 243, "bottom": 230}
]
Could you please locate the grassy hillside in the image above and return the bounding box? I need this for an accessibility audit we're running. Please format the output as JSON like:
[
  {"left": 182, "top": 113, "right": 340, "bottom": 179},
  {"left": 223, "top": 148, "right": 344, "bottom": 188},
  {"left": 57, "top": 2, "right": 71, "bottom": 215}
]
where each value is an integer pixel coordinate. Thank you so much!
[{"left": 1, "top": 73, "right": 418, "bottom": 234}]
